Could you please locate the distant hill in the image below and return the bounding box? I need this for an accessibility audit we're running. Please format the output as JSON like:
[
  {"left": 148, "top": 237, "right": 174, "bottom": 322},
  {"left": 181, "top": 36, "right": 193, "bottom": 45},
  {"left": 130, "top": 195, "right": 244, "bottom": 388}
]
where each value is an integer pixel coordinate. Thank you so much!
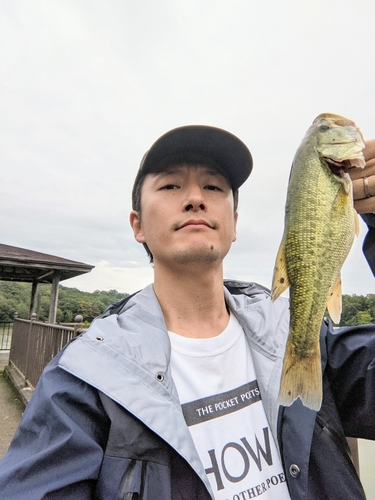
[
  {"left": 1, "top": 282, "right": 374, "bottom": 327},
  {"left": 0, "top": 282, "right": 129, "bottom": 323}
]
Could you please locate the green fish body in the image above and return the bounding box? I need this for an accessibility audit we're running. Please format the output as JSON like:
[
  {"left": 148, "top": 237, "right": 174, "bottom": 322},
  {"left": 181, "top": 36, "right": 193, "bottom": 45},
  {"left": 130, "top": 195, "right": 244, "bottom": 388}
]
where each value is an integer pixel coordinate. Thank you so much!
[{"left": 272, "top": 113, "right": 365, "bottom": 410}]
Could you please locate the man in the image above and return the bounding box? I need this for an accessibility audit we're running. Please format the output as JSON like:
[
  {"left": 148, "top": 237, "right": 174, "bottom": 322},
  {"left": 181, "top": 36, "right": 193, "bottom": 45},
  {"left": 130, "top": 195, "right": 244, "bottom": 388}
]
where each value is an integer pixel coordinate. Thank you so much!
[{"left": 0, "top": 125, "right": 374, "bottom": 499}]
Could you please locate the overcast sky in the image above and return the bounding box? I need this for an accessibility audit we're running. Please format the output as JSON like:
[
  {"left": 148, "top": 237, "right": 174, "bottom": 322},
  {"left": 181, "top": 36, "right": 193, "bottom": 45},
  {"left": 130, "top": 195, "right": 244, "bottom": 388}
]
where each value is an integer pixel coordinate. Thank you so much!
[{"left": 1, "top": 0, "right": 375, "bottom": 296}]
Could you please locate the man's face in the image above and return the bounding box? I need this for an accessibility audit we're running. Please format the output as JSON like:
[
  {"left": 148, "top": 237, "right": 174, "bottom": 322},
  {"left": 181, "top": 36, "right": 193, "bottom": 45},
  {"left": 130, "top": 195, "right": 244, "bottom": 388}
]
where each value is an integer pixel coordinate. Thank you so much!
[{"left": 130, "top": 163, "right": 238, "bottom": 269}]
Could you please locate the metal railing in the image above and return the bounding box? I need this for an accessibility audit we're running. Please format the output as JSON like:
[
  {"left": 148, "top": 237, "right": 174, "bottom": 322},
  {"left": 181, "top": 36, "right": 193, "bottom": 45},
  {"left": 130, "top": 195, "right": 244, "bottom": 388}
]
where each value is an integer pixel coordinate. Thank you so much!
[
  {"left": 9, "top": 317, "right": 84, "bottom": 388},
  {"left": 0, "top": 322, "right": 13, "bottom": 351}
]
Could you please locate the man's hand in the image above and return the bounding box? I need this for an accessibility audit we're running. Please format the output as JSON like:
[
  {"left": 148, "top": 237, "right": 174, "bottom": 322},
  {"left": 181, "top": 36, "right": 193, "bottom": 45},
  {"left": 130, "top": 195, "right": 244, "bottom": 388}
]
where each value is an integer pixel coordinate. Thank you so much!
[{"left": 350, "top": 139, "right": 375, "bottom": 214}]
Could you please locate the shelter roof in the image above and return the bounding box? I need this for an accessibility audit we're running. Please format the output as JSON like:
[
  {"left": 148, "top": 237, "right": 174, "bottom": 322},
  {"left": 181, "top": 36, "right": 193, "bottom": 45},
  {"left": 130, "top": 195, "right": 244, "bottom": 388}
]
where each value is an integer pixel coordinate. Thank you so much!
[{"left": 0, "top": 244, "right": 94, "bottom": 284}]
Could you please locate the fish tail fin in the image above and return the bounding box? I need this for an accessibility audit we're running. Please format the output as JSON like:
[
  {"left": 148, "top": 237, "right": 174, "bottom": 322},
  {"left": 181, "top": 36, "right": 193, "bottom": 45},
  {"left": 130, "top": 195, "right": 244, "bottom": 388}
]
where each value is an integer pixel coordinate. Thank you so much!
[{"left": 278, "top": 343, "right": 322, "bottom": 411}]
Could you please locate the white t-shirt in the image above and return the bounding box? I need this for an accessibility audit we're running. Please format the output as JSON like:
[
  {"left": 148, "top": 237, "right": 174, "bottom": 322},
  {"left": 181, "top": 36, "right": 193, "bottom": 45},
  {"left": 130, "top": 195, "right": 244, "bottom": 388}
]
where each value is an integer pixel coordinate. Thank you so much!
[{"left": 168, "top": 312, "right": 291, "bottom": 500}]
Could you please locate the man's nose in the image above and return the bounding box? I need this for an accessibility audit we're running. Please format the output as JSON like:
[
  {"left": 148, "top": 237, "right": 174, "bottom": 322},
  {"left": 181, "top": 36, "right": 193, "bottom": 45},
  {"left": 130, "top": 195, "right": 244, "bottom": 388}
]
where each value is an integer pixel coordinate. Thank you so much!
[{"left": 183, "top": 186, "right": 206, "bottom": 211}]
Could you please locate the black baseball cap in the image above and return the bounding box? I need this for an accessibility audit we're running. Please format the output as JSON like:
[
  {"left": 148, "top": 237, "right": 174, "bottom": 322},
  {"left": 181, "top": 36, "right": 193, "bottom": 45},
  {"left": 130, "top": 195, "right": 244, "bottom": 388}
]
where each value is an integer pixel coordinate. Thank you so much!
[{"left": 132, "top": 125, "right": 253, "bottom": 209}]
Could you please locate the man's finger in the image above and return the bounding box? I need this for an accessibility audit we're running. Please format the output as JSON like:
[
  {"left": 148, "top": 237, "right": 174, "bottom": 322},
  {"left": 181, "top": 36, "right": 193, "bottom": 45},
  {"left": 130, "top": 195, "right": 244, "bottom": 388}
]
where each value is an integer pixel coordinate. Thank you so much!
[
  {"left": 364, "top": 139, "right": 375, "bottom": 162},
  {"left": 349, "top": 160, "right": 375, "bottom": 180},
  {"left": 354, "top": 196, "right": 375, "bottom": 214}
]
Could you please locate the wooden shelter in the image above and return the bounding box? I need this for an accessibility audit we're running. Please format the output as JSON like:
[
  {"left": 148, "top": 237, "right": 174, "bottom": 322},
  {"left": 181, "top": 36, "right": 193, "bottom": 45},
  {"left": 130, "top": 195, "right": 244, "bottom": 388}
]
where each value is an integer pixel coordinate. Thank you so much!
[{"left": 0, "top": 244, "right": 94, "bottom": 323}]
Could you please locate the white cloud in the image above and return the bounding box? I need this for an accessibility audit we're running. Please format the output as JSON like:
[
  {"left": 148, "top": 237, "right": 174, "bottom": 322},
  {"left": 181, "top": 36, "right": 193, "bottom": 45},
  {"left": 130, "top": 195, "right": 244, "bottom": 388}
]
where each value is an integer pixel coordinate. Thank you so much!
[{"left": 1, "top": 0, "right": 375, "bottom": 296}]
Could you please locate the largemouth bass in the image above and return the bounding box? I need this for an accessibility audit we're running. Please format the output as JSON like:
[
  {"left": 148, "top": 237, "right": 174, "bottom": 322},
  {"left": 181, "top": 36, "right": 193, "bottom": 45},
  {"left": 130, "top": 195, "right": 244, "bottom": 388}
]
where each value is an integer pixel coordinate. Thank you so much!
[{"left": 271, "top": 113, "right": 365, "bottom": 411}]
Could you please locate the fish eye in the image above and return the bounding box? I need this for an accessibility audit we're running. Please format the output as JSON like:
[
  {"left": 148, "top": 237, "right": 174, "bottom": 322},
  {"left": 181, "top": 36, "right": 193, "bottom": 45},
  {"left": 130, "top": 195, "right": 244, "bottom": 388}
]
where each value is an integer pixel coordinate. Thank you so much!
[{"left": 319, "top": 124, "right": 330, "bottom": 132}]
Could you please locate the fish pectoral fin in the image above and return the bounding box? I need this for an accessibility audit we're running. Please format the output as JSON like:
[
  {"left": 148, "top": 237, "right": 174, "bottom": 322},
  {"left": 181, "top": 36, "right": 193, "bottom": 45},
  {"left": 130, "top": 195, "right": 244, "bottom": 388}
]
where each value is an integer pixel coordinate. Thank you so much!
[
  {"left": 271, "top": 238, "right": 290, "bottom": 301},
  {"left": 354, "top": 209, "right": 360, "bottom": 237},
  {"left": 326, "top": 275, "right": 342, "bottom": 324},
  {"left": 278, "top": 342, "right": 322, "bottom": 411}
]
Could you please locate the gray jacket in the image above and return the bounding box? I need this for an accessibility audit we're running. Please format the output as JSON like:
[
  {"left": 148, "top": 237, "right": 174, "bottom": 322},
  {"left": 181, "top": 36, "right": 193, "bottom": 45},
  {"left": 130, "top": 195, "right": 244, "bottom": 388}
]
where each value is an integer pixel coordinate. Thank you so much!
[{"left": 0, "top": 280, "right": 373, "bottom": 499}]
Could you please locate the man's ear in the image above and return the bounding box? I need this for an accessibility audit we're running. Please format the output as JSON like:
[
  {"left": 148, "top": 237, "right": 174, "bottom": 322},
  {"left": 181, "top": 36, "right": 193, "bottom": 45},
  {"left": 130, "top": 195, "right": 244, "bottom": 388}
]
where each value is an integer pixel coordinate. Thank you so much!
[
  {"left": 130, "top": 211, "right": 146, "bottom": 243},
  {"left": 232, "top": 211, "right": 238, "bottom": 242}
]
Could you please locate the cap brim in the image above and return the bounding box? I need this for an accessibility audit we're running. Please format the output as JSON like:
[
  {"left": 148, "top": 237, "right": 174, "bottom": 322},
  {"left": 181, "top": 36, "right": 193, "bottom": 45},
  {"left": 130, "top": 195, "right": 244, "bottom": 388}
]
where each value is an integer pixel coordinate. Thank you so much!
[{"left": 140, "top": 125, "right": 252, "bottom": 190}]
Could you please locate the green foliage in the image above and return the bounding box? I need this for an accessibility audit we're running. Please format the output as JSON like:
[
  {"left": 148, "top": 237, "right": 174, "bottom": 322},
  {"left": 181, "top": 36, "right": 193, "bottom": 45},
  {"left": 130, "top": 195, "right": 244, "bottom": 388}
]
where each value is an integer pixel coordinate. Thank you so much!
[
  {"left": 0, "top": 282, "right": 31, "bottom": 321},
  {"left": 339, "top": 294, "right": 375, "bottom": 326},
  {"left": 0, "top": 282, "right": 129, "bottom": 323},
  {"left": 356, "top": 310, "right": 372, "bottom": 325},
  {"left": 1, "top": 282, "right": 374, "bottom": 327}
]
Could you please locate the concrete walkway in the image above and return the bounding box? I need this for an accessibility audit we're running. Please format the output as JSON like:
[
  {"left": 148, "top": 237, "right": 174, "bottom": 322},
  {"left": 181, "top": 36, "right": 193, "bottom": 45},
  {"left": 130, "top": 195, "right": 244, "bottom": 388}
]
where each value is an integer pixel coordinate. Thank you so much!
[{"left": 0, "top": 353, "right": 23, "bottom": 459}]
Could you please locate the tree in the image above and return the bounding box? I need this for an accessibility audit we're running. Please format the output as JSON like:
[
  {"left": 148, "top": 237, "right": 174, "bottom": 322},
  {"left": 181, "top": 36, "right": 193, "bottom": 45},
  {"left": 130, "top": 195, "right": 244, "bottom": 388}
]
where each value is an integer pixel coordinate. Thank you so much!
[
  {"left": 356, "top": 310, "right": 372, "bottom": 325},
  {"left": 339, "top": 294, "right": 375, "bottom": 326},
  {"left": 0, "top": 282, "right": 129, "bottom": 323}
]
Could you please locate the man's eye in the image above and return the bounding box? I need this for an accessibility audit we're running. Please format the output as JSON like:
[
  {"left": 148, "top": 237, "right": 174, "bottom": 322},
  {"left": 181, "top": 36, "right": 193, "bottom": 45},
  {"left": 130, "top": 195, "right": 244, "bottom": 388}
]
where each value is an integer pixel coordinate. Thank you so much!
[
  {"left": 161, "top": 184, "right": 179, "bottom": 190},
  {"left": 205, "top": 185, "right": 222, "bottom": 191}
]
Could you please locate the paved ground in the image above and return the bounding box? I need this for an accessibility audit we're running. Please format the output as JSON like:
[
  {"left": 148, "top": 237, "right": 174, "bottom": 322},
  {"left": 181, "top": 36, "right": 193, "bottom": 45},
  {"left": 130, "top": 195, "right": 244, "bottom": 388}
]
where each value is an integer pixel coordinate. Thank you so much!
[
  {"left": 0, "top": 353, "right": 23, "bottom": 459},
  {"left": 0, "top": 352, "right": 10, "bottom": 372},
  {"left": 358, "top": 440, "right": 375, "bottom": 499}
]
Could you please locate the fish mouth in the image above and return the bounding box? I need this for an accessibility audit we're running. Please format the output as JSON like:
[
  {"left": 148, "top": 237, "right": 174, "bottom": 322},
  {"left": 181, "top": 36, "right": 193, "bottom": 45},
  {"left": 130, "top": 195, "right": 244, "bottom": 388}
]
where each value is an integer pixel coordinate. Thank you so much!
[{"left": 324, "top": 157, "right": 352, "bottom": 177}]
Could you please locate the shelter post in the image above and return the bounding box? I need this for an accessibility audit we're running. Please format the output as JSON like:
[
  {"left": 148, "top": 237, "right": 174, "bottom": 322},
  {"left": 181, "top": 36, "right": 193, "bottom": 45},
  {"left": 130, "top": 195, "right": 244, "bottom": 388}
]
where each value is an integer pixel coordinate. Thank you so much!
[
  {"left": 29, "top": 279, "right": 38, "bottom": 318},
  {"left": 48, "top": 271, "right": 60, "bottom": 324}
]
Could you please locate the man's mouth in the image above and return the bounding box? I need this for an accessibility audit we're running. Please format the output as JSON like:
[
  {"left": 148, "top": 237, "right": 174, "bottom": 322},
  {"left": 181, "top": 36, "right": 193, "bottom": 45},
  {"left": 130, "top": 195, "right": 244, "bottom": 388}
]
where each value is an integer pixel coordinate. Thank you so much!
[{"left": 179, "top": 219, "right": 212, "bottom": 229}]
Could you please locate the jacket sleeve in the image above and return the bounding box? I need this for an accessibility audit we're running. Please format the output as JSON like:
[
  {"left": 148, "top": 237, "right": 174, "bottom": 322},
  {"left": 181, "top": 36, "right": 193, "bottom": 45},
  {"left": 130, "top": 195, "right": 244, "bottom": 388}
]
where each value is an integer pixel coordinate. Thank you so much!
[
  {"left": 0, "top": 351, "right": 110, "bottom": 500},
  {"left": 325, "top": 320, "right": 375, "bottom": 440},
  {"left": 360, "top": 213, "right": 375, "bottom": 276}
]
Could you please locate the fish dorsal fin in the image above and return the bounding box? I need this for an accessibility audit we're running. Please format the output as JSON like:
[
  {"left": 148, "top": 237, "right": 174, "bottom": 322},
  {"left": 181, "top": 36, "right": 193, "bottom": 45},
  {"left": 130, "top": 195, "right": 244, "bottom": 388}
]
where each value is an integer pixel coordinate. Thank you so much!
[
  {"left": 354, "top": 209, "right": 360, "bottom": 236},
  {"left": 327, "top": 274, "right": 342, "bottom": 324},
  {"left": 271, "top": 236, "right": 290, "bottom": 301}
]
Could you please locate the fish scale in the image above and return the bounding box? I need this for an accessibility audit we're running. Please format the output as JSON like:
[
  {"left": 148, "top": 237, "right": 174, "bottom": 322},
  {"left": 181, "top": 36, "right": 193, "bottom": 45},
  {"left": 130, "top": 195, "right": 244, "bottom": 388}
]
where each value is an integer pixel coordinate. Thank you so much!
[{"left": 271, "top": 113, "right": 365, "bottom": 410}]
